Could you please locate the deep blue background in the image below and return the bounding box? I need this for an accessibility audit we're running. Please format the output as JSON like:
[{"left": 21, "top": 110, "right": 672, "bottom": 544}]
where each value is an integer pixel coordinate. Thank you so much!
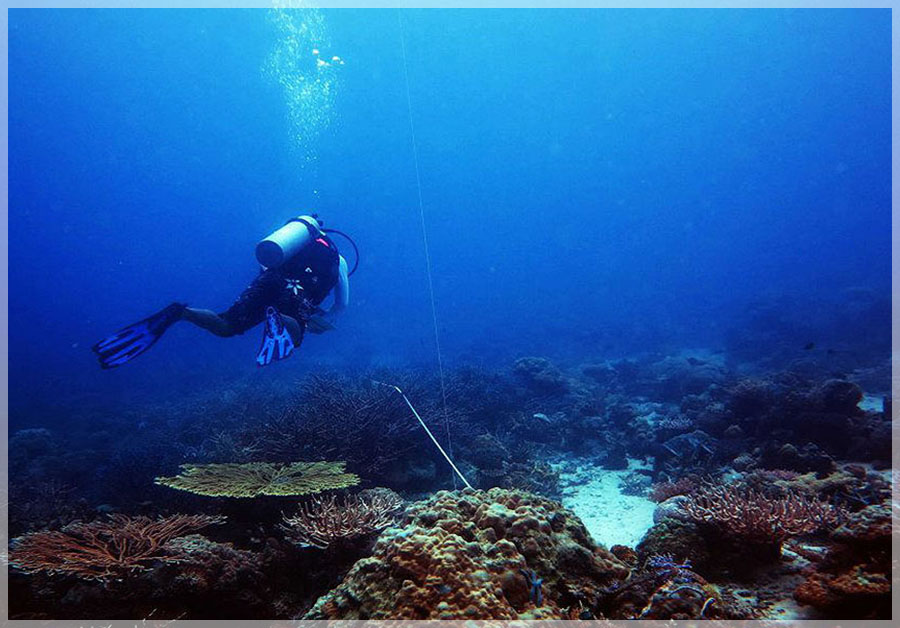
[{"left": 9, "top": 9, "right": 891, "bottom": 420}]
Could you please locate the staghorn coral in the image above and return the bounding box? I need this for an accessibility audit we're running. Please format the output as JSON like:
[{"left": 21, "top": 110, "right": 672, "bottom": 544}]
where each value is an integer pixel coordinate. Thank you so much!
[
  {"left": 8, "top": 513, "right": 223, "bottom": 580},
  {"left": 248, "top": 373, "right": 472, "bottom": 486},
  {"left": 282, "top": 488, "right": 404, "bottom": 549},
  {"left": 12, "top": 532, "right": 274, "bottom": 619},
  {"left": 154, "top": 461, "right": 359, "bottom": 498},
  {"left": 682, "top": 482, "right": 841, "bottom": 546},
  {"left": 304, "top": 488, "right": 629, "bottom": 619}
]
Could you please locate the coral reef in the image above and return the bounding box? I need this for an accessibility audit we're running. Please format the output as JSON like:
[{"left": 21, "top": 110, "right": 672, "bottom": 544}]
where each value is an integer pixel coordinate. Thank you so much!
[
  {"left": 305, "top": 488, "right": 630, "bottom": 619},
  {"left": 644, "top": 353, "right": 727, "bottom": 401},
  {"left": 247, "top": 373, "right": 471, "bottom": 486},
  {"left": 11, "top": 532, "right": 273, "bottom": 619},
  {"left": 479, "top": 460, "right": 563, "bottom": 500},
  {"left": 8, "top": 337, "right": 892, "bottom": 620},
  {"left": 8, "top": 513, "right": 224, "bottom": 580},
  {"left": 793, "top": 503, "right": 891, "bottom": 618},
  {"left": 682, "top": 483, "right": 840, "bottom": 547},
  {"left": 8, "top": 479, "right": 92, "bottom": 537},
  {"left": 636, "top": 518, "right": 712, "bottom": 575},
  {"left": 513, "top": 357, "right": 569, "bottom": 395},
  {"left": 597, "top": 552, "right": 757, "bottom": 619},
  {"left": 649, "top": 476, "right": 699, "bottom": 503},
  {"left": 154, "top": 461, "right": 359, "bottom": 497},
  {"left": 282, "top": 488, "right": 403, "bottom": 549}
]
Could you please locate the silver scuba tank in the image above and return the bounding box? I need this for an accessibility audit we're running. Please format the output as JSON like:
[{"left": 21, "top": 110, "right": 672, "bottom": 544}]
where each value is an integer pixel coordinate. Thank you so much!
[{"left": 255, "top": 214, "right": 322, "bottom": 268}]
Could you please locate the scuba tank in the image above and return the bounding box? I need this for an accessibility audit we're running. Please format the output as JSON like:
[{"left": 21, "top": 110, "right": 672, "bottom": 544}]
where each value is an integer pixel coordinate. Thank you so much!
[
  {"left": 256, "top": 213, "right": 359, "bottom": 275},
  {"left": 256, "top": 214, "right": 322, "bottom": 269}
]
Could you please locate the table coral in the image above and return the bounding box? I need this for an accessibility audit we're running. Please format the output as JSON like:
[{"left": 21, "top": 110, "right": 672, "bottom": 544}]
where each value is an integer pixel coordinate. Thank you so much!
[
  {"left": 154, "top": 461, "right": 359, "bottom": 497},
  {"left": 304, "top": 488, "right": 629, "bottom": 619}
]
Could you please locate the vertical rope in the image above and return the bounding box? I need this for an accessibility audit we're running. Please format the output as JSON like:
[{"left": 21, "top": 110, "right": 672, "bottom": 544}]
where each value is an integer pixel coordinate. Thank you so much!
[
  {"left": 397, "top": 10, "right": 457, "bottom": 488},
  {"left": 373, "top": 381, "right": 472, "bottom": 489}
]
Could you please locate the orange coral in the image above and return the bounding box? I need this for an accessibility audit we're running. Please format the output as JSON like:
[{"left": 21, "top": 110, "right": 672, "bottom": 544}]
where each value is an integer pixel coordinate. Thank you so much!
[
  {"left": 793, "top": 504, "right": 891, "bottom": 618},
  {"left": 9, "top": 513, "right": 224, "bottom": 580},
  {"left": 795, "top": 566, "right": 890, "bottom": 609}
]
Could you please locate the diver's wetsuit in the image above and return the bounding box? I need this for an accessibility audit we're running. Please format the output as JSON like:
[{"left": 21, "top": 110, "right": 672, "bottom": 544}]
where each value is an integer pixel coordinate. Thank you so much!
[
  {"left": 92, "top": 230, "right": 348, "bottom": 369},
  {"left": 219, "top": 234, "right": 343, "bottom": 344}
]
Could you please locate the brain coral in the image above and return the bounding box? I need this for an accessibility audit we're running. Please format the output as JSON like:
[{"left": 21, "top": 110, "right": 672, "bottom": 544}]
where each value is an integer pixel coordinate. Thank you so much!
[{"left": 304, "top": 488, "right": 630, "bottom": 619}]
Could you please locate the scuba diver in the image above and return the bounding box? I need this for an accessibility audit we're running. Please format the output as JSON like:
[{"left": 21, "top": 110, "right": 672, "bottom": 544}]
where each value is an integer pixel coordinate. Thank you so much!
[{"left": 93, "top": 215, "right": 356, "bottom": 369}]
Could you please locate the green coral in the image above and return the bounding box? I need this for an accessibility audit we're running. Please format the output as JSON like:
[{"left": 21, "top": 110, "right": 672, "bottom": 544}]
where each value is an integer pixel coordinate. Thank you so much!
[{"left": 155, "top": 461, "right": 359, "bottom": 498}]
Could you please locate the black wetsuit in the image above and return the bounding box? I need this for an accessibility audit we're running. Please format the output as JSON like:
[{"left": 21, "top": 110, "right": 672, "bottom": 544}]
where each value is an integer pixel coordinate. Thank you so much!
[{"left": 219, "top": 234, "right": 340, "bottom": 337}]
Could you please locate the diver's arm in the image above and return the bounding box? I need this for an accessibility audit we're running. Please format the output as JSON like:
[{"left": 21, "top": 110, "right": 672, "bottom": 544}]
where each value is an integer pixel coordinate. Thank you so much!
[
  {"left": 326, "top": 255, "right": 350, "bottom": 319},
  {"left": 307, "top": 257, "right": 349, "bottom": 334}
]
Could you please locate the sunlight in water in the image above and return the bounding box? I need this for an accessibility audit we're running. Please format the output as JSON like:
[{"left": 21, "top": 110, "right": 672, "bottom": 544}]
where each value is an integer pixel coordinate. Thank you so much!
[{"left": 264, "top": 1, "right": 343, "bottom": 164}]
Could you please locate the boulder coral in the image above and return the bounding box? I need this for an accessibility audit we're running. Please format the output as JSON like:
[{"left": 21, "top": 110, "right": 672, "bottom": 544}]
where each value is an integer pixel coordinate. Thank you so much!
[{"left": 304, "top": 488, "right": 630, "bottom": 619}]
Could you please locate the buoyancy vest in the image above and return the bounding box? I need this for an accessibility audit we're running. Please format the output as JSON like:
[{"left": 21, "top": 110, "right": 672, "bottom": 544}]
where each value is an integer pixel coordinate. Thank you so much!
[{"left": 278, "top": 234, "right": 340, "bottom": 305}]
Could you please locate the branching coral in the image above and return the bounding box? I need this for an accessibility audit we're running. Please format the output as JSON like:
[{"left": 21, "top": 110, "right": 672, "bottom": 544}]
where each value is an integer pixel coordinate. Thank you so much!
[
  {"left": 8, "top": 513, "right": 224, "bottom": 580},
  {"left": 252, "top": 374, "right": 469, "bottom": 480},
  {"left": 282, "top": 488, "right": 404, "bottom": 549},
  {"left": 682, "top": 482, "right": 840, "bottom": 544}
]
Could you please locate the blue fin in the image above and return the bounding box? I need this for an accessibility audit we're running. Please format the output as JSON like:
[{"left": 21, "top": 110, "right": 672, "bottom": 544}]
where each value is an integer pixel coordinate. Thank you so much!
[
  {"left": 256, "top": 306, "right": 294, "bottom": 367},
  {"left": 93, "top": 303, "right": 186, "bottom": 369}
]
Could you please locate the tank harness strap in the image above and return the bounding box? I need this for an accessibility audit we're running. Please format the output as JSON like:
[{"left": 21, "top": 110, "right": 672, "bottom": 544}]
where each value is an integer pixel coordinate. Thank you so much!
[{"left": 284, "top": 216, "right": 321, "bottom": 236}]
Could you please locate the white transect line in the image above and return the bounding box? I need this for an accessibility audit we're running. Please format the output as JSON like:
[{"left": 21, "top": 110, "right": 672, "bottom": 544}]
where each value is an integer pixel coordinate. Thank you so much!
[
  {"left": 397, "top": 10, "right": 458, "bottom": 488},
  {"left": 375, "top": 381, "right": 473, "bottom": 490}
]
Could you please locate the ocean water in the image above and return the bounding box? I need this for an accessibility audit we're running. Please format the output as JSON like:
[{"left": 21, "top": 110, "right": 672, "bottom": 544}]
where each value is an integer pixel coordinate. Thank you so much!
[{"left": 7, "top": 8, "right": 892, "bottom": 621}]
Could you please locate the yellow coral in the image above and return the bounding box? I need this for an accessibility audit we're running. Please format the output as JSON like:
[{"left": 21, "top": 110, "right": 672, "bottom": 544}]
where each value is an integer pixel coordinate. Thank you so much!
[{"left": 155, "top": 461, "right": 359, "bottom": 498}]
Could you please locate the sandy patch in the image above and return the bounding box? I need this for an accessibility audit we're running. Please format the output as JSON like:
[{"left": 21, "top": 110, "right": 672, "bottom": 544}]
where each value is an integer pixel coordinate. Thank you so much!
[{"left": 555, "top": 458, "right": 656, "bottom": 549}]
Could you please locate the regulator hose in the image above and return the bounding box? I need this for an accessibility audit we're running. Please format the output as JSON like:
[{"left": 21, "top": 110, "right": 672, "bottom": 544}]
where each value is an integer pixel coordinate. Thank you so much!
[{"left": 323, "top": 228, "right": 360, "bottom": 277}]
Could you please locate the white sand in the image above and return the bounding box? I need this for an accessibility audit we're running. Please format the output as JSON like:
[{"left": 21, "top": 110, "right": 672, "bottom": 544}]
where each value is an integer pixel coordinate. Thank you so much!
[{"left": 555, "top": 458, "right": 657, "bottom": 549}]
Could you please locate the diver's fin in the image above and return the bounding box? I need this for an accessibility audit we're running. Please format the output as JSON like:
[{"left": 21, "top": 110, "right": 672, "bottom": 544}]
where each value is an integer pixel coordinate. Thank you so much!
[
  {"left": 93, "top": 302, "right": 186, "bottom": 369},
  {"left": 256, "top": 306, "right": 294, "bottom": 367}
]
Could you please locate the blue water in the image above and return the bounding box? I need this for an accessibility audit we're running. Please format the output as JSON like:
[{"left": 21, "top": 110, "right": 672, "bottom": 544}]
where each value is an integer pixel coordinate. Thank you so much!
[{"left": 9, "top": 8, "right": 891, "bottom": 420}]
